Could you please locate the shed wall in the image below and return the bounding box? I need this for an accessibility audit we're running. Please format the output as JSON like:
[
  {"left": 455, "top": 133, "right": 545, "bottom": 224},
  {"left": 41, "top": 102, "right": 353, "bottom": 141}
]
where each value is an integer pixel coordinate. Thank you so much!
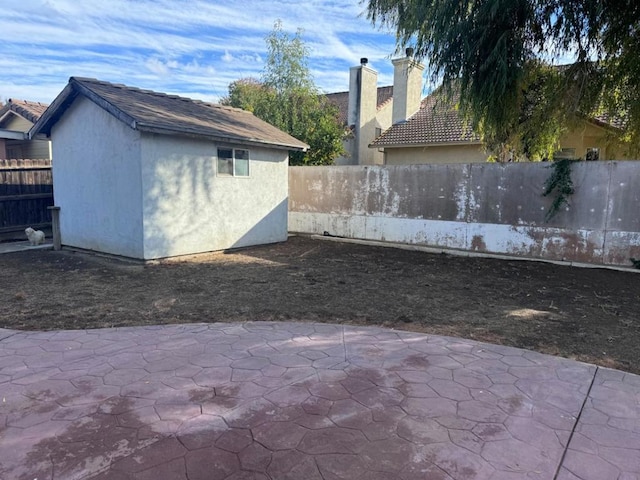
[
  {"left": 51, "top": 97, "right": 144, "bottom": 257},
  {"left": 140, "top": 134, "right": 288, "bottom": 259}
]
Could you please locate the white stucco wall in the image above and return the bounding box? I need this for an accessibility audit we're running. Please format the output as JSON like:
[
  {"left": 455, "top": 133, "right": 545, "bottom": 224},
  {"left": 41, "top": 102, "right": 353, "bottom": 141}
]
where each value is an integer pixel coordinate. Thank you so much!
[
  {"left": 51, "top": 97, "right": 144, "bottom": 258},
  {"left": 140, "top": 134, "right": 288, "bottom": 259}
]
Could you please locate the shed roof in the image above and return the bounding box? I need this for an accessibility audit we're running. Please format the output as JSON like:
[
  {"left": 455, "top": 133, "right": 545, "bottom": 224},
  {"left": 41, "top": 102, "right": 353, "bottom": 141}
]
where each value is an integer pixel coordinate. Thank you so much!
[
  {"left": 31, "top": 77, "right": 308, "bottom": 151},
  {"left": 0, "top": 99, "right": 49, "bottom": 126}
]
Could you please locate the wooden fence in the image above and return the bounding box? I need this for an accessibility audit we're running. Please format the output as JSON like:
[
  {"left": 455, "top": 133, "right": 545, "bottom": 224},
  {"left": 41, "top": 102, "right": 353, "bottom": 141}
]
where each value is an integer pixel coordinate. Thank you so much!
[{"left": 0, "top": 159, "right": 54, "bottom": 240}]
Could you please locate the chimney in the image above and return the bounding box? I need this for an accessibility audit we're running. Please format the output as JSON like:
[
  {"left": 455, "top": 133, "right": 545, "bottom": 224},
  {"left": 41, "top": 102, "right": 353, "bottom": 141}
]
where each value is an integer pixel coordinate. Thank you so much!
[
  {"left": 348, "top": 59, "right": 378, "bottom": 165},
  {"left": 391, "top": 48, "right": 425, "bottom": 124}
]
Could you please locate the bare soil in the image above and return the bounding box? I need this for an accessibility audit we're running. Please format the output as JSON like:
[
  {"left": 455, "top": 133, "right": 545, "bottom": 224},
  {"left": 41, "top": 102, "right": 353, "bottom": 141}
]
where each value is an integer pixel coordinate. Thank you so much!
[{"left": 1, "top": 236, "right": 639, "bottom": 373}]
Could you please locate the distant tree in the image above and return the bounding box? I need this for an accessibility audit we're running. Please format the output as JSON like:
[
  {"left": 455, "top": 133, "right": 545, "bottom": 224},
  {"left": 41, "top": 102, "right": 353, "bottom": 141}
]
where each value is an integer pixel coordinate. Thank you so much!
[
  {"left": 221, "top": 20, "right": 345, "bottom": 165},
  {"left": 366, "top": 0, "right": 640, "bottom": 161}
]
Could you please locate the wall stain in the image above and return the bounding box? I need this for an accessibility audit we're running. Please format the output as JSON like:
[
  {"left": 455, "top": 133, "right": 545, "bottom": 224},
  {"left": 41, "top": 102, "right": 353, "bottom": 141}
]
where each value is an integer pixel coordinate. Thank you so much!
[{"left": 470, "top": 235, "right": 487, "bottom": 252}]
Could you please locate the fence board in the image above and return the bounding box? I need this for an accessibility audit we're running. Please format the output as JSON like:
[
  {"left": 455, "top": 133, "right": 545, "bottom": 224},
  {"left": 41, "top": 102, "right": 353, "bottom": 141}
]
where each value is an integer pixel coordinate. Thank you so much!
[{"left": 0, "top": 159, "right": 54, "bottom": 238}]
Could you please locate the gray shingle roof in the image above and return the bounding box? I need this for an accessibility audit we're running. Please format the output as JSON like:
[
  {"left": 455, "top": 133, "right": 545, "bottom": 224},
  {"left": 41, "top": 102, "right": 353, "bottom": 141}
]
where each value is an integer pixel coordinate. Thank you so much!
[
  {"left": 31, "top": 77, "right": 308, "bottom": 151},
  {"left": 371, "top": 93, "right": 481, "bottom": 147},
  {"left": 0, "top": 99, "right": 49, "bottom": 125}
]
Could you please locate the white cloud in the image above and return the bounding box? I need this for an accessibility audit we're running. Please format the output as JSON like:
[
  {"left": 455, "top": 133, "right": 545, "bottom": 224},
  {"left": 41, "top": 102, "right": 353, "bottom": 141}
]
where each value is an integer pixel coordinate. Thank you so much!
[{"left": 1, "top": 0, "right": 401, "bottom": 103}]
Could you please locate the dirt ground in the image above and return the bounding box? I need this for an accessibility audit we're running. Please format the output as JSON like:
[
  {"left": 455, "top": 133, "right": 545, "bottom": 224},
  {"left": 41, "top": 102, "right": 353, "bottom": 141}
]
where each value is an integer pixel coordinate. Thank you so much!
[{"left": 1, "top": 235, "right": 639, "bottom": 374}]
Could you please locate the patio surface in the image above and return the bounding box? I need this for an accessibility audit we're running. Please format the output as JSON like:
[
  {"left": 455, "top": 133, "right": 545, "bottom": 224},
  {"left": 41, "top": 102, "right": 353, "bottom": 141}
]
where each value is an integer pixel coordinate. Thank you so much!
[{"left": 0, "top": 322, "right": 638, "bottom": 480}]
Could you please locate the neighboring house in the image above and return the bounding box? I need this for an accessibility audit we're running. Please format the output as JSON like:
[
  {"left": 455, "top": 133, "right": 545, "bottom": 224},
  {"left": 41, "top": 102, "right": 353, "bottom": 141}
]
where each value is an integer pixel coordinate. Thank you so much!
[
  {"left": 0, "top": 99, "right": 50, "bottom": 159},
  {"left": 325, "top": 51, "right": 424, "bottom": 166},
  {"left": 371, "top": 93, "right": 489, "bottom": 165},
  {"left": 371, "top": 86, "right": 632, "bottom": 165},
  {"left": 30, "top": 77, "right": 308, "bottom": 260}
]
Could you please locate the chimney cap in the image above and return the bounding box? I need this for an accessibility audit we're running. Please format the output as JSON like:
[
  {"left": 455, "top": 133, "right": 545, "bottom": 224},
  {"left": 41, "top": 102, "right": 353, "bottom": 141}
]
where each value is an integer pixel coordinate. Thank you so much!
[
  {"left": 405, "top": 47, "right": 414, "bottom": 58},
  {"left": 360, "top": 57, "right": 368, "bottom": 66}
]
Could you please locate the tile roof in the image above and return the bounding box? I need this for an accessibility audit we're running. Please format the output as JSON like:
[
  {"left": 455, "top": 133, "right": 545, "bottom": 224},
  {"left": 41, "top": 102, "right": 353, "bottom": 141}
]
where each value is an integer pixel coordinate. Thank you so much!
[
  {"left": 371, "top": 92, "right": 481, "bottom": 147},
  {"left": 32, "top": 77, "right": 308, "bottom": 151},
  {"left": 592, "top": 112, "right": 626, "bottom": 130},
  {"left": 0, "top": 99, "right": 49, "bottom": 124},
  {"left": 324, "top": 86, "right": 394, "bottom": 126},
  {"left": 371, "top": 88, "right": 626, "bottom": 149}
]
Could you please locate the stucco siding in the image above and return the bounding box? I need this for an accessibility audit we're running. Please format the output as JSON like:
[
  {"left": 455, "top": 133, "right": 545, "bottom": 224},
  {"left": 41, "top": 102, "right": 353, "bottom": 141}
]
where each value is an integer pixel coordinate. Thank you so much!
[
  {"left": 289, "top": 162, "right": 640, "bottom": 267},
  {"left": 51, "top": 97, "right": 144, "bottom": 258},
  {"left": 385, "top": 144, "right": 488, "bottom": 165},
  {"left": 140, "top": 134, "right": 288, "bottom": 259},
  {"left": 559, "top": 122, "right": 631, "bottom": 160}
]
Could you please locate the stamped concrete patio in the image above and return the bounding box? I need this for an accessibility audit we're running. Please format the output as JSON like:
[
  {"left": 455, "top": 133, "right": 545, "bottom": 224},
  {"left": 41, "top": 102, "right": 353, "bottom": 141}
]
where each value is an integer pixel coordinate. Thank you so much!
[{"left": 0, "top": 322, "right": 638, "bottom": 480}]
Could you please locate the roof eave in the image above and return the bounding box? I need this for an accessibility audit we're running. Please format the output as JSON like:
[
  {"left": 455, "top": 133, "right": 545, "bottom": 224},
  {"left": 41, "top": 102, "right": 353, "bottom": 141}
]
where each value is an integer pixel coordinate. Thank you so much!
[
  {"left": 583, "top": 115, "right": 623, "bottom": 133},
  {"left": 29, "top": 82, "right": 76, "bottom": 138},
  {"left": 369, "top": 140, "right": 483, "bottom": 149},
  {"left": 0, "top": 128, "right": 27, "bottom": 140},
  {"left": 136, "top": 124, "right": 309, "bottom": 152},
  {"left": 30, "top": 77, "right": 138, "bottom": 139},
  {"left": 0, "top": 109, "right": 15, "bottom": 125}
]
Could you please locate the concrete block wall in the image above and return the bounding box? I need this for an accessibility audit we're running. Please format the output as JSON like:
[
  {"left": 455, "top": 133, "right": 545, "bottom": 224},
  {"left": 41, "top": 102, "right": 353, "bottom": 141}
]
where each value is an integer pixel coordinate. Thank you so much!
[{"left": 289, "top": 162, "right": 640, "bottom": 267}]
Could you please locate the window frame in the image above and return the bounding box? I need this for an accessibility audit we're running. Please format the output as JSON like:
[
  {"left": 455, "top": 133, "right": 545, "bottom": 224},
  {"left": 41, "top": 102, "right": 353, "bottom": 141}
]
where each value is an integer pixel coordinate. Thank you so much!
[{"left": 216, "top": 147, "right": 250, "bottom": 177}]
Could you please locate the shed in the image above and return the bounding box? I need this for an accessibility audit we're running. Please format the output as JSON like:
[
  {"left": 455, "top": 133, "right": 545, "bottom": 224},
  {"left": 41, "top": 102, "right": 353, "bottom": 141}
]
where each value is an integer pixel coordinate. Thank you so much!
[{"left": 31, "top": 77, "right": 308, "bottom": 259}]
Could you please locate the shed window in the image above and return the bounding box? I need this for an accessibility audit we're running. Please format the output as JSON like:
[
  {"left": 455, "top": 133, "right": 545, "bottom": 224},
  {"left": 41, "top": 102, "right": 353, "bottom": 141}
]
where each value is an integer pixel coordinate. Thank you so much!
[{"left": 217, "top": 148, "right": 249, "bottom": 177}]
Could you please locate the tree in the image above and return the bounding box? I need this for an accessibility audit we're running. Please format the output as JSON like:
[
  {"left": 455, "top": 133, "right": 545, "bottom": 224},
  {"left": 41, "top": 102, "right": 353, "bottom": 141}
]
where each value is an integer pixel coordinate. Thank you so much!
[
  {"left": 366, "top": 0, "right": 640, "bottom": 160},
  {"left": 221, "top": 21, "right": 345, "bottom": 165}
]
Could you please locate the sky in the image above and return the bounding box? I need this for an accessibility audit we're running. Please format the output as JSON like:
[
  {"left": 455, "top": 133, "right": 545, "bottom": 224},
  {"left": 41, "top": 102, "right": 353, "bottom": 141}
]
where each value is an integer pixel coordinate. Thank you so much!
[{"left": 1, "top": 0, "right": 403, "bottom": 105}]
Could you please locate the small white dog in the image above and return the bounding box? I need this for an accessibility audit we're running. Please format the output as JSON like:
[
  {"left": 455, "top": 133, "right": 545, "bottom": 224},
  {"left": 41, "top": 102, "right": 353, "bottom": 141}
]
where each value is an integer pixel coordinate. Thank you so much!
[{"left": 25, "top": 227, "right": 46, "bottom": 246}]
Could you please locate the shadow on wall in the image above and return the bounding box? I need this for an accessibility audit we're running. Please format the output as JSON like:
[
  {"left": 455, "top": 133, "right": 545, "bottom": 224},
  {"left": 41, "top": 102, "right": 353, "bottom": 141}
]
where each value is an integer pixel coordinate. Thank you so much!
[{"left": 142, "top": 151, "right": 288, "bottom": 260}]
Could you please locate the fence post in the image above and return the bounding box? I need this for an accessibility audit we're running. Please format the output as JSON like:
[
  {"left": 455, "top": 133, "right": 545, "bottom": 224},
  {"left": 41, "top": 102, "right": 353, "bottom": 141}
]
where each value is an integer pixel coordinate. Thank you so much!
[{"left": 48, "top": 206, "right": 61, "bottom": 250}]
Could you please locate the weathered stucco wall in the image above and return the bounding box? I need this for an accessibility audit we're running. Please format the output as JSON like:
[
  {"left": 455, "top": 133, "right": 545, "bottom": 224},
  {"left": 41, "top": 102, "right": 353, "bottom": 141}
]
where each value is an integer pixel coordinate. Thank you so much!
[
  {"left": 289, "top": 162, "right": 640, "bottom": 267},
  {"left": 52, "top": 97, "right": 145, "bottom": 258},
  {"left": 141, "top": 134, "right": 288, "bottom": 259},
  {"left": 52, "top": 97, "right": 289, "bottom": 260}
]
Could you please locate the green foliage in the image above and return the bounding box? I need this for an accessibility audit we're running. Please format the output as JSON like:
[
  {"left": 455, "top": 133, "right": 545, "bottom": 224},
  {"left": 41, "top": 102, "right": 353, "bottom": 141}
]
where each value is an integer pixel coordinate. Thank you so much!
[
  {"left": 366, "top": 0, "right": 640, "bottom": 160},
  {"left": 630, "top": 258, "right": 640, "bottom": 269},
  {"left": 263, "top": 20, "right": 314, "bottom": 95},
  {"left": 221, "top": 20, "right": 345, "bottom": 165},
  {"left": 542, "top": 159, "right": 576, "bottom": 221}
]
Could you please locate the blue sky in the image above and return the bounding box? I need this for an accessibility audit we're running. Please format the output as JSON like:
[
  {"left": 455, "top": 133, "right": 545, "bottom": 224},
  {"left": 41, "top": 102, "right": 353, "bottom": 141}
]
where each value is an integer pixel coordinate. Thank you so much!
[{"left": 1, "top": 0, "right": 402, "bottom": 105}]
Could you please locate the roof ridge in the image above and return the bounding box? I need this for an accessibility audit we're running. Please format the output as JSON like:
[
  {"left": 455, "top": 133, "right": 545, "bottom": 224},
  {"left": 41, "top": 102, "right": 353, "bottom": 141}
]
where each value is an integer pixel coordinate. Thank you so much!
[{"left": 70, "top": 76, "right": 246, "bottom": 113}]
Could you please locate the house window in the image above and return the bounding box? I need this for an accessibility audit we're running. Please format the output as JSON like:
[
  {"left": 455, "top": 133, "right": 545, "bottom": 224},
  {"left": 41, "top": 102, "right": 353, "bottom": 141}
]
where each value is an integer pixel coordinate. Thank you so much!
[
  {"left": 217, "top": 148, "right": 249, "bottom": 176},
  {"left": 586, "top": 147, "right": 600, "bottom": 161}
]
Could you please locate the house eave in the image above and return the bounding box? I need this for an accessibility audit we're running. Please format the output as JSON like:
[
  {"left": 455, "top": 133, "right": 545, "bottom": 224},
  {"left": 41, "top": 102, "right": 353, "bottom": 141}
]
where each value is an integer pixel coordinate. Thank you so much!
[
  {"left": 136, "top": 124, "right": 309, "bottom": 152},
  {"left": 0, "top": 128, "right": 27, "bottom": 140},
  {"left": 369, "top": 140, "right": 483, "bottom": 149}
]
